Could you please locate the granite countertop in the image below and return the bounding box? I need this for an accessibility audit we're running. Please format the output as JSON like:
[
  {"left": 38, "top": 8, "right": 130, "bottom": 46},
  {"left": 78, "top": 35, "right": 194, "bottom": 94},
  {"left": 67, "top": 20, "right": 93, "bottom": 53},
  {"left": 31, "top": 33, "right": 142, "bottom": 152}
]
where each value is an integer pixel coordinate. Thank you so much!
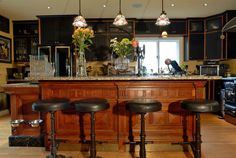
[
  {"left": 1, "top": 75, "right": 222, "bottom": 88},
  {"left": 1, "top": 82, "right": 39, "bottom": 88},
  {"left": 26, "top": 75, "right": 222, "bottom": 81}
]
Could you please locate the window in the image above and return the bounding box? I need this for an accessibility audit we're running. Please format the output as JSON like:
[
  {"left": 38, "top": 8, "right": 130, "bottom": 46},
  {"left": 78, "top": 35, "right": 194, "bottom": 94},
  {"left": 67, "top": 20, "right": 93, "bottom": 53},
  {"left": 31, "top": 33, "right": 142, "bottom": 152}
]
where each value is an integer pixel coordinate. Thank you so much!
[{"left": 137, "top": 37, "right": 183, "bottom": 74}]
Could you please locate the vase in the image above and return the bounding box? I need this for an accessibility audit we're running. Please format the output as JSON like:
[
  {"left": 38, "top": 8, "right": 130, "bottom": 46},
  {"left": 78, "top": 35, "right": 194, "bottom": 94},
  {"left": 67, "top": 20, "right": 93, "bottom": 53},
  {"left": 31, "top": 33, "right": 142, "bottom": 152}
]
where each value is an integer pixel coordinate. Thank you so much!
[
  {"left": 114, "top": 56, "right": 129, "bottom": 72},
  {"left": 76, "top": 51, "right": 87, "bottom": 77}
]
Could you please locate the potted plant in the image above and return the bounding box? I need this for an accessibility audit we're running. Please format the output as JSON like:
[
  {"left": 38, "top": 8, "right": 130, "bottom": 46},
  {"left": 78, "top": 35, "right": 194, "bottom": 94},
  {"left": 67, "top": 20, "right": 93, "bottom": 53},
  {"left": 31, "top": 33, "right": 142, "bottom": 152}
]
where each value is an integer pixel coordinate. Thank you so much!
[
  {"left": 72, "top": 27, "right": 94, "bottom": 76},
  {"left": 110, "top": 37, "right": 133, "bottom": 71}
]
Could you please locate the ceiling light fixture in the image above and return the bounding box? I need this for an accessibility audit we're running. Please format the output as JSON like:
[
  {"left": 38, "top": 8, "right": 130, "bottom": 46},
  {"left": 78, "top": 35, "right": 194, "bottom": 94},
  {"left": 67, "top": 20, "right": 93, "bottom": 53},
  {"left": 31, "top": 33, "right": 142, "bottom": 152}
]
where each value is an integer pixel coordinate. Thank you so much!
[
  {"left": 155, "top": 0, "right": 170, "bottom": 26},
  {"left": 161, "top": 31, "right": 168, "bottom": 38},
  {"left": 73, "top": 0, "right": 87, "bottom": 27},
  {"left": 113, "top": 0, "right": 128, "bottom": 26}
]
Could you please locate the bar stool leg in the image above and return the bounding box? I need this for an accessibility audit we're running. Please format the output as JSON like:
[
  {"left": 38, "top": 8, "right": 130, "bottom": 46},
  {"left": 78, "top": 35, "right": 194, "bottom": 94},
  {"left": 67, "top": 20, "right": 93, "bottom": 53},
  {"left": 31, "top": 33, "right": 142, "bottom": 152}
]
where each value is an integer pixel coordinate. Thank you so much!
[
  {"left": 90, "top": 112, "right": 96, "bottom": 158},
  {"left": 50, "top": 111, "right": 57, "bottom": 158},
  {"left": 194, "top": 113, "right": 201, "bottom": 158},
  {"left": 140, "top": 113, "right": 146, "bottom": 158}
]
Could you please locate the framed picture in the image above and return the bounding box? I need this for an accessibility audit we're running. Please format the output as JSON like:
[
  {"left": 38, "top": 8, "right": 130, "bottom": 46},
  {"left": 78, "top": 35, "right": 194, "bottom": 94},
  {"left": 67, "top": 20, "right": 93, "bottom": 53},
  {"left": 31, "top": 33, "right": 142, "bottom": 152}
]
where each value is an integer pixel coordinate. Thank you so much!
[{"left": 0, "top": 35, "right": 11, "bottom": 63}]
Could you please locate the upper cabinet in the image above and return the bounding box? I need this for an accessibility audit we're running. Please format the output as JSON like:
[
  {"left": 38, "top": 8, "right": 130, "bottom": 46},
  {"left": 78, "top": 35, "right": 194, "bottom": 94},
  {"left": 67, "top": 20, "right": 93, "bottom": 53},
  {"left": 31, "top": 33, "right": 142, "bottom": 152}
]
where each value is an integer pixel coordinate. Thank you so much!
[
  {"left": 13, "top": 20, "right": 39, "bottom": 62},
  {"left": 86, "top": 19, "right": 135, "bottom": 61},
  {"left": 224, "top": 10, "right": 236, "bottom": 59},
  {"left": 135, "top": 19, "right": 187, "bottom": 35},
  {"left": 38, "top": 15, "right": 76, "bottom": 45},
  {"left": 205, "top": 15, "right": 224, "bottom": 60},
  {"left": 186, "top": 19, "right": 205, "bottom": 60}
]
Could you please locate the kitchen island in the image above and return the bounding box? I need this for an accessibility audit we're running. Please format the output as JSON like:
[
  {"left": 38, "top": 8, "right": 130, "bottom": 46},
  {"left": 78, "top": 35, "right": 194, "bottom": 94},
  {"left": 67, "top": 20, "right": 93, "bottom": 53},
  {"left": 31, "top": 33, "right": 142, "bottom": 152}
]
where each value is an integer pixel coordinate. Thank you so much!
[{"left": 3, "top": 75, "right": 221, "bottom": 151}]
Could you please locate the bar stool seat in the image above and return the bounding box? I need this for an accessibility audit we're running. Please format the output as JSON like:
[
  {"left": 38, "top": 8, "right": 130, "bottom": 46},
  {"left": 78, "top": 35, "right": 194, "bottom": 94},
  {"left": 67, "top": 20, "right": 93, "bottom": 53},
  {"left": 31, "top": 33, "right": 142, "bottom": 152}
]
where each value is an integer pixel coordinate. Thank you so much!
[
  {"left": 73, "top": 98, "right": 109, "bottom": 158},
  {"left": 32, "top": 98, "right": 71, "bottom": 112},
  {"left": 32, "top": 98, "right": 71, "bottom": 158},
  {"left": 126, "top": 99, "right": 162, "bottom": 158},
  {"left": 181, "top": 99, "right": 220, "bottom": 113},
  {"left": 73, "top": 98, "right": 109, "bottom": 112},
  {"left": 181, "top": 99, "right": 220, "bottom": 158},
  {"left": 126, "top": 99, "right": 162, "bottom": 113}
]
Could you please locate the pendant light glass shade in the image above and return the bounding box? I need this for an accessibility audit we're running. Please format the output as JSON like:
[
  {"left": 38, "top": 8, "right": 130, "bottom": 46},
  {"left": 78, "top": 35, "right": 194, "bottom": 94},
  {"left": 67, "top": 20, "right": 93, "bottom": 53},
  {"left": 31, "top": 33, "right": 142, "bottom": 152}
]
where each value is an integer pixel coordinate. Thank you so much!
[
  {"left": 113, "top": 0, "right": 128, "bottom": 26},
  {"left": 73, "top": 15, "right": 87, "bottom": 27},
  {"left": 73, "top": 0, "right": 87, "bottom": 27},
  {"left": 155, "top": 0, "right": 170, "bottom": 26},
  {"left": 161, "top": 31, "right": 168, "bottom": 38}
]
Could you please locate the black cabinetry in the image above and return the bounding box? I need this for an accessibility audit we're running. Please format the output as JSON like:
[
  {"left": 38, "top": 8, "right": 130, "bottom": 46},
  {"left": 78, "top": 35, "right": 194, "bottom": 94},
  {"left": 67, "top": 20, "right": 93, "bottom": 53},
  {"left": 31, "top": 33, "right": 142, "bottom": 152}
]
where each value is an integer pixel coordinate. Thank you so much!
[
  {"left": 224, "top": 11, "right": 236, "bottom": 59},
  {"left": 186, "top": 19, "right": 204, "bottom": 60},
  {"left": 205, "top": 15, "right": 224, "bottom": 60},
  {"left": 86, "top": 19, "right": 134, "bottom": 61},
  {"left": 39, "top": 15, "right": 76, "bottom": 45},
  {"left": 135, "top": 19, "right": 187, "bottom": 35},
  {"left": 13, "top": 20, "right": 39, "bottom": 62}
]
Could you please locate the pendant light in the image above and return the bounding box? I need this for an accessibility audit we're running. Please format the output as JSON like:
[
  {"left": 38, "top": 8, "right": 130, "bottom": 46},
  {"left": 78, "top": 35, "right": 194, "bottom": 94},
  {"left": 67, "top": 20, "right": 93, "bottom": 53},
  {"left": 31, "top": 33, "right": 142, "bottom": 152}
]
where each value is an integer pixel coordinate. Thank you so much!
[
  {"left": 161, "top": 31, "right": 168, "bottom": 38},
  {"left": 73, "top": 0, "right": 87, "bottom": 27},
  {"left": 155, "top": 0, "right": 170, "bottom": 26},
  {"left": 113, "top": 0, "right": 128, "bottom": 26}
]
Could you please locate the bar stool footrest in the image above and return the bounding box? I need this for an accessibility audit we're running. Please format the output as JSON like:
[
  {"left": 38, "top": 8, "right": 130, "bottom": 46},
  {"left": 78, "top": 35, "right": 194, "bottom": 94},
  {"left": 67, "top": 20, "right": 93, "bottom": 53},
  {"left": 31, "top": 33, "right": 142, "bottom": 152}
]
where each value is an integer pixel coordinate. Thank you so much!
[
  {"left": 80, "top": 139, "right": 107, "bottom": 144},
  {"left": 125, "top": 141, "right": 153, "bottom": 145}
]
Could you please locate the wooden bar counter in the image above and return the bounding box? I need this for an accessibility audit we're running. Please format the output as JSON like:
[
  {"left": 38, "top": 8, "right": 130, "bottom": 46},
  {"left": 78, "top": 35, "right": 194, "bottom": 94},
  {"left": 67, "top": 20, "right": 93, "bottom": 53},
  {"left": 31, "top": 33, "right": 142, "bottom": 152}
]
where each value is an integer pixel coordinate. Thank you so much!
[{"left": 3, "top": 75, "right": 221, "bottom": 150}]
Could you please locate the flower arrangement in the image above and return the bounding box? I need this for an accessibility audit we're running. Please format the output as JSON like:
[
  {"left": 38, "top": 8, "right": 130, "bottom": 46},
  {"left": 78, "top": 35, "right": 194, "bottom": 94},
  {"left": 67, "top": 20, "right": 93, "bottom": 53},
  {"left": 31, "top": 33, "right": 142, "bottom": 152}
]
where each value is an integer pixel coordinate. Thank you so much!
[
  {"left": 110, "top": 37, "right": 133, "bottom": 58},
  {"left": 72, "top": 27, "right": 94, "bottom": 53}
]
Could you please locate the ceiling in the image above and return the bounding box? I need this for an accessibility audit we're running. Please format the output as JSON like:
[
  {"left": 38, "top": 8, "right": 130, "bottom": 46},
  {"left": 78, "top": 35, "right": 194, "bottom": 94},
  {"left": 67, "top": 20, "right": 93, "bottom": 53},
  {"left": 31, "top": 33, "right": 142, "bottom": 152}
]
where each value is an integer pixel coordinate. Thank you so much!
[{"left": 0, "top": 0, "right": 236, "bottom": 20}]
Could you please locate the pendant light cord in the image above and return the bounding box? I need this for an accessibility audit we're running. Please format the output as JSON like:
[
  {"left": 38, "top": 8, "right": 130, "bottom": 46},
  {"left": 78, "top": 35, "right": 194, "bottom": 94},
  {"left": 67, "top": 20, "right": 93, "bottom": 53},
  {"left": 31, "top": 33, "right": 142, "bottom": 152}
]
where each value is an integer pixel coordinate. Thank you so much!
[
  {"left": 162, "top": 0, "right": 164, "bottom": 12},
  {"left": 79, "top": 0, "right": 81, "bottom": 15},
  {"left": 119, "top": 0, "right": 122, "bottom": 14}
]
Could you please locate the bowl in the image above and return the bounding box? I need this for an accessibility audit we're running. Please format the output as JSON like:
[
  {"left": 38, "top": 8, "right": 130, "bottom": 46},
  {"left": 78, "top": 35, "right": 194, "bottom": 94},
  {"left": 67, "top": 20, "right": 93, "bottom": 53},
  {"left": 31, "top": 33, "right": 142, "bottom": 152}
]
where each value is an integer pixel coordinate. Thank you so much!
[
  {"left": 28, "top": 119, "right": 43, "bottom": 127},
  {"left": 10, "top": 119, "right": 24, "bottom": 127}
]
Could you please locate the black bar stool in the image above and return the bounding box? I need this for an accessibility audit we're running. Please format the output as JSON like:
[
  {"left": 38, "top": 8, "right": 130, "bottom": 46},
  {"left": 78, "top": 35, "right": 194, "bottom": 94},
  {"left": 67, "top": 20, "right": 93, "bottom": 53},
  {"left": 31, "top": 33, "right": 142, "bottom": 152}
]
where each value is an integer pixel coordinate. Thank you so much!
[
  {"left": 72, "top": 98, "right": 109, "bottom": 158},
  {"left": 181, "top": 99, "right": 220, "bottom": 158},
  {"left": 126, "top": 99, "right": 162, "bottom": 158},
  {"left": 32, "top": 98, "right": 71, "bottom": 158}
]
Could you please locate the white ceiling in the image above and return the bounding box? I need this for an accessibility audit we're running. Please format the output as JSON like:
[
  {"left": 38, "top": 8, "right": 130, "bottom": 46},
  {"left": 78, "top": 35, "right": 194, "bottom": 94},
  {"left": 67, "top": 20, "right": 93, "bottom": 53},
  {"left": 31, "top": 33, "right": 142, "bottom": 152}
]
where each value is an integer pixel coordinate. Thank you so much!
[{"left": 0, "top": 0, "right": 236, "bottom": 20}]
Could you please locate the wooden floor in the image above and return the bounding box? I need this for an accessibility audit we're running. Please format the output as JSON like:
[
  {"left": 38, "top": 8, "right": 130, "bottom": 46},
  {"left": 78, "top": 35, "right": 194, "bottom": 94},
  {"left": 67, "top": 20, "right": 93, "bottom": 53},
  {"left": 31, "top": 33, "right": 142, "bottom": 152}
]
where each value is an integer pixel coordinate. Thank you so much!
[{"left": 1, "top": 113, "right": 236, "bottom": 158}]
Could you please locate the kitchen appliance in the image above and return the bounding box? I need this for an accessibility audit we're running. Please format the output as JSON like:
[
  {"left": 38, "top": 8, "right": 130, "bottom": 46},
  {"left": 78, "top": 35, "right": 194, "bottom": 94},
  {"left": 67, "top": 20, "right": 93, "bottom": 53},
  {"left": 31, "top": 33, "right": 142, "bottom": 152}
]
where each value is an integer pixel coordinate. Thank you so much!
[{"left": 199, "top": 64, "right": 228, "bottom": 76}]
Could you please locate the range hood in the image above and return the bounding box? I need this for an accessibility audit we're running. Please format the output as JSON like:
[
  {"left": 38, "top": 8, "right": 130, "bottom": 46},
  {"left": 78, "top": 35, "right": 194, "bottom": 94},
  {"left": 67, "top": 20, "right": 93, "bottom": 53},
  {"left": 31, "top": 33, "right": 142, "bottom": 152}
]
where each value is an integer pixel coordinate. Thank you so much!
[{"left": 222, "top": 17, "right": 236, "bottom": 32}]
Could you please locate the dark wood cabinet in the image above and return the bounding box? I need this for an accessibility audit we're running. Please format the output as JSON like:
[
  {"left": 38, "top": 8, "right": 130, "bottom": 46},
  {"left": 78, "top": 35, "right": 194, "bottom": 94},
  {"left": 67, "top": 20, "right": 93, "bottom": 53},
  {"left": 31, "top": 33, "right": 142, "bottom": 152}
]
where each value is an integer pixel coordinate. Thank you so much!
[
  {"left": 205, "top": 15, "right": 224, "bottom": 60},
  {"left": 224, "top": 10, "right": 236, "bottom": 59},
  {"left": 38, "top": 15, "right": 76, "bottom": 45},
  {"left": 135, "top": 20, "right": 158, "bottom": 34},
  {"left": 0, "top": 15, "right": 10, "bottom": 33},
  {"left": 166, "top": 19, "right": 187, "bottom": 35},
  {"left": 86, "top": 19, "right": 134, "bottom": 61},
  {"left": 13, "top": 20, "right": 39, "bottom": 62},
  {"left": 189, "top": 33, "right": 204, "bottom": 60},
  {"left": 186, "top": 19, "right": 204, "bottom": 60},
  {"left": 205, "top": 31, "right": 223, "bottom": 59},
  {"left": 135, "top": 19, "right": 187, "bottom": 35}
]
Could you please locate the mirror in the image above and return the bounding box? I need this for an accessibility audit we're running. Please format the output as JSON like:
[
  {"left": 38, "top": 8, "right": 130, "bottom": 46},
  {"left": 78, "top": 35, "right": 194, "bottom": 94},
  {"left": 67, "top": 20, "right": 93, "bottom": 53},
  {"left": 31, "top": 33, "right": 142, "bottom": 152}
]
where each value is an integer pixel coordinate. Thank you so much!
[
  {"left": 55, "top": 46, "right": 71, "bottom": 76},
  {"left": 37, "top": 45, "right": 51, "bottom": 62}
]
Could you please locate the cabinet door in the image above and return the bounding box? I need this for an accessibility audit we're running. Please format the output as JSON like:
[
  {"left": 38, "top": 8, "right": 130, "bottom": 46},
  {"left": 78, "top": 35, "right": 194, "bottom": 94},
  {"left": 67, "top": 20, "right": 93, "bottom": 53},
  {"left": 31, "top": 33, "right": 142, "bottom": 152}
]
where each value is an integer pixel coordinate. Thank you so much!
[
  {"left": 40, "top": 16, "right": 75, "bottom": 45},
  {"left": 206, "top": 16, "right": 223, "bottom": 32},
  {"left": 189, "top": 20, "right": 204, "bottom": 33},
  {"left": 135, "top": 20, "right": 158, "bottom": 34},
  {"left": 205, "top": 31, "right": 222, "bottom": 59},
  {"left": 226, "top": 33, "right": 236, "bottom": 59},
  {"left": 188, "top": 34, "right": 204, "bottom": 60},
  {"left": 166, "top": 20, "right": 187, "bottom": 35}
]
